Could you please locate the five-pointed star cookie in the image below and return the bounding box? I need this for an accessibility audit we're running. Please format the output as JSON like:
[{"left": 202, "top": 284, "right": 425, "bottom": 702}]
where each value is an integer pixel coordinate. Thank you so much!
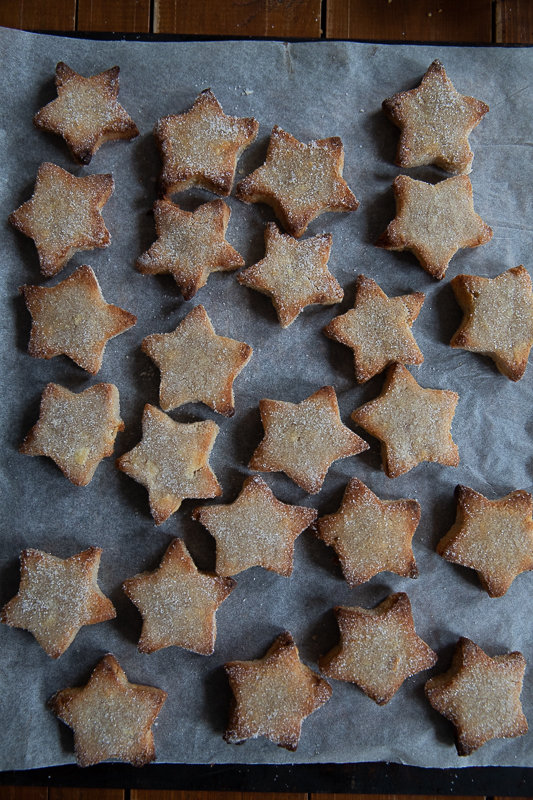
[
  {"left": 142, "top": 304, "right": 252, "bottom": 415},
  {"left": 1, "top": 546, "right": 115, "bottom": 658},
  {"left": 450, "top": 265, "right": 533, "bottom": 381},
  {"left": 136, "top": 198, "right": 244, "bottom": 300},
  {"left": 437, "top": 485, "right": 533, "bottom": 597},
  {"left": 319, "top": 592, "right": 437, "bottom": 705},
  {"left": 49, "top": 653, "right": 167, "bottom": 766},
  {"left": 376, "top": 175, "right": 492, "bottom": 280},
  {"left": 250, "top": 385, "right": 369, "bottom": 494},
  {"left": 315, "top": 477, "right": 420, "bottom": 587},
  {"left": 323, "top": 274, "right": 424, "bottom": 382},
  {"left": 20, "top": 382, "right": 123, "bottom": 486},
  {"left": 351, "top": 364, "right": 459, "bottom": 478},
  {"left": 122, "top": 538, "right": 235, "bottom": 655},
  {"left": 237, "top": 223, "right": 343, "bottom": 327},
  {"left": 192, "top": 475, "right": 317, "bottom": 576},
  {"left": 224, "top": 631, "right": 332, "bottom": 750},
  {"left": 33, "top": 62, "right": 139, "bottom": 165},
  {"left": 154, "top": 88, "right": 258, "bottom": 197},
  {"left": 382, "top": 59, "right": 489, "bottom": 175},
  {"left": 9, "top": 162, "right": 114, "bottom": 277},
  {"left": 236, "top": 125, "right": 359, "bottom": 238},
  {"left": 116, "top": 403, "right": 221, "bottom": 524},
  {"left": 425, "top": 637, "right": 528, "bottom": 755}
]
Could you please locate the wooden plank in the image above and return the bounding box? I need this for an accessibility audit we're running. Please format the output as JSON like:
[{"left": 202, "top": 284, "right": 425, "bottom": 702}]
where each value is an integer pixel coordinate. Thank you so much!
[
  {"left": 0, "top": 789, "right": 47, "bottom": 800},
  {"left": 131, "top": 793, "right": 307, "bottom": 800},
  {"left": 495, "top": 0, "right": 533, "bottom": 43},
  {"left": 77, "top": 0, "right": 151, "bottom": 32},
  {"left": 49, "top": 790, "right": 124, "bottom": 800},
  {"left": 0, "top": 0, "right": 76, "bottom": 31},
  {"left": 311, "top": 796, "right": 485, "bottom": 800}
]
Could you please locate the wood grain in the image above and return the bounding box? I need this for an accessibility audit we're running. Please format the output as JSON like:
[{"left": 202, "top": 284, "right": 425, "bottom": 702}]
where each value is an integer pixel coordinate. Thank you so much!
[
  {"left": 0, "top": 0, "right": 76, "bottom": 31},
  {"left": 131, "top": 793, "right": 307, "bottom": 800},
  {"left": 311, "top": 796, "right": 486, "bottom": 800},
  {"left": 77, "top": 0, "right": 151, "bottom": 32},
  {"left": 49, "top": 790, "right": 124, "bottom": 800},
  {"left": 0, "top": 789, "right": 48, "bottom": 800},
  {"left": 495, "top": 0, "right": 533, "bottom": 42}
]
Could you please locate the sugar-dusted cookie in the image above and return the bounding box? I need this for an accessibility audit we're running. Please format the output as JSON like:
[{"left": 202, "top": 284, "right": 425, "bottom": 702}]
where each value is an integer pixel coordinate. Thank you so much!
[
  {"left": 142, "top": 305, "right": 252, "bottom": 416},
  {"left": 450, "top": 265, "right": 533, "bottom": 381},
  {"left": 34, "top": 62, "right": 138, "bottom": 165},
  {"left": 383, "top": 59, "right": 488, "bottom": 175},
  {"left": 224, "top": 631, "right": 331, "bottom": 750},
  {"left": 376, "top": 175, "right": 492, "bottom": 280},
  {"left": 154, "top": 88, "right": 258, "bottom": 197},
  {"left": 192, "top": 475, "right": 317, "bottom": 576},
  {"left": 437, "top": 485, "right": 533, "bottom": 598},
  {"left": 49, "top": 653, "right": 167, "bottom": 766},
  {"left": 116, "top": 404, "right": 221, "bottom": 524},
  {"left": 250, "top": 386, "right": 369, "bottom": 494},
  {"left": 425, "top": 637, "right": 528, "bottom": 755},
  {"left": 20, "top": 382, "right": 123, "bottom": 486},
  {"left": 1, "top": 547, "right": 115, "bottom": 658},
  {"left": 319, "top": 593, "right": 437, "bottom": 705},
  {"left": 323, "top": 275, "right": 424, "bottom": 382},
  {"left": 351, "top": 364, "right": 459, "bottom": 479},
  {"left": 236, "top": 125, "right": 359, "bottom": 238}
]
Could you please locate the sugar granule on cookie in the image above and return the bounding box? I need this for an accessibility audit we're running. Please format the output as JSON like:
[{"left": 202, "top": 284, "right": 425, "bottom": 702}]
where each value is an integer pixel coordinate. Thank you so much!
[
  {"left": 49, "top": 653, "right": 167, "bottom": 766},
  {"left": 425, "top": 637, "right": 528, "bottom": 755},
  {"left": 319, "top": 593, "right": 436, "bottom": 705},
  {"left": 1, "top": 546, "right": 115, "bottom": 658},
  {"left": 34, "top": 62, "right": 139, "bottom": 165},
  {"left": 224, "top": 631, "right": 331, "bottom": 750},
  {"left": 192, "top": 475, "right": 317, "bottom": 576},
  {"left": 20, "top": 382, "right": 123, "bottom": 486},
  {"left": 9, "top": 162, "right": 114, "bottom": 278},
  {"left": 236, "top": 125, "right": 359, "bottom": 238}
]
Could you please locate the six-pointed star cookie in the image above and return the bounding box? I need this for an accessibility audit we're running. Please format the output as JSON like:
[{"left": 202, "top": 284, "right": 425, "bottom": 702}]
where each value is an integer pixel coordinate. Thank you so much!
[
  {"left": 351, "top": 364, "right": 459, "bottom": 478},
  {"left": 154, "top": 88, "right": 258, "bottom": 196},
  {"left": 49, "top": 653, "right": 167, "bottom": 766},
  {"left": 237, "top": 223, "right": 343, "bottom": 327},
  {"left": 250, "top": 386, "right": 369, "bottom": 494},
  {"left": 224, "top": 631, "right": 332, "bottom": 750},
  {"left": 34, "top": 62, "right": 138, "bottom": 165},
  {"left": 236, "top": 125, "right": 359, "bottom": 238},
  {"left": 20, "top": 382, "right": 124, "bottom": 486},
  {"left": 122, "top": 538, "right": 235, "bottom": 655},
  {"left": 437, "top": 485, "right": 533, "bottom": 597},
  {"left": 383, "top": 59, "right": 489, "bottom": 175},
  {"left": 376, "top": 175, "right": 492, "bottom": 280},
  {"left": 323, "top": 274, "right": 424, "bottom": 382},
  {"left": 1, "top": 546, "right": 115, "bottom": 658},
  {"left": 425, "top": 637, "right": 528, "bottom": 755},
  {"left": 319, "top": 592, "right": 437, "bottom": 705}
]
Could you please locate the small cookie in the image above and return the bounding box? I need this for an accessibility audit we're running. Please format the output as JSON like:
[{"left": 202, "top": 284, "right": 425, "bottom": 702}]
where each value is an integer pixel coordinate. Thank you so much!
[
  {"left": 1, "top": 547, "right": 115, "bottom": 658},
  {"left": 236, "top": 125, "right": 359, "bottom": 238},
  {"left": 425, "top": 637, "right": 528, "bottom": 755},
  {"left": 319, "top": 593, "right": 437, "bottom": 705},
  {"left": 20, "top": 382, "right": 123, "bottom": 486},
  {"left": 224, "top": 631, "right": 331, "bottom": 750},
  {"left": 376, "top": 175, "right": 492, "bottom": 280}
]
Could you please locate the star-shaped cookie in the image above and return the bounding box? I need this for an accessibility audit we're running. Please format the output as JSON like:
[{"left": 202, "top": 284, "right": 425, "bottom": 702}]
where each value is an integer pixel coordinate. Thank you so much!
[
  {"left": 20, "top": 382, "right": 123, "bottom": 486},
  {"left": 142, "top": 304, "right": 252, "bottom": 415},
  {"left": 154, "top": 88, "right": 258, "bottom": 196},
  {"left": 49, "top": 653, "right": 167, "bottom": 766},
  {"left": 9, "top": 162, "right": 114, "bottom": 277},
  {"left": 382, "top": 59, "right": 489, "bottom": 175},
  {"left": 351, "top": 364, "right": 459, "bottom": 478},
  {"left": 116, "top": 403, "right": 221, "bottom": 524},
  {"left": 376, "top": 175, "right": 492, "bottom": 280},
  {"left": 1, "top": 546, "right": 115, "bottom": 658},
  {"left": 236, "top": 125, "right": 359, "bottom": 238},
  {"left": 450, "top": 265, "right": 533, "bottom": 381},
  {"left": 323, "top": 274, "right": 424, "bottom": 382},
  {"left": 224, "top": 631, "right": 332, "bottom": 750},
  {"left": 250, "top": 386, "right": 369, "bottom": 494},
  {"left": 237, "top": 223, "right": 343, "bottom": 327},
  {"left": 425, "top": 637, "right": 528, "bottom": 755},
  {"left": 136, "top": 198, "right": 244, "bottom": 300},
  {"left": 34, "top": 62, "right": 139, "bottom": 165},
  {"left": 122, "top": 538, "right": 235, "bottom": 655},
  {"left": 192, "top": 475, "right": 317, "bottom": 576},
  {"left": 319, "top": 592, "right": 437, "bottom": 705}
]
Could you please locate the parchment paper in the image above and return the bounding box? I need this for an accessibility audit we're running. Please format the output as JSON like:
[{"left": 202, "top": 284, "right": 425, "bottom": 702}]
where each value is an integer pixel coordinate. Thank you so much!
[{"left": 1, "top": 26, "right": 532, "bottom": 770}]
